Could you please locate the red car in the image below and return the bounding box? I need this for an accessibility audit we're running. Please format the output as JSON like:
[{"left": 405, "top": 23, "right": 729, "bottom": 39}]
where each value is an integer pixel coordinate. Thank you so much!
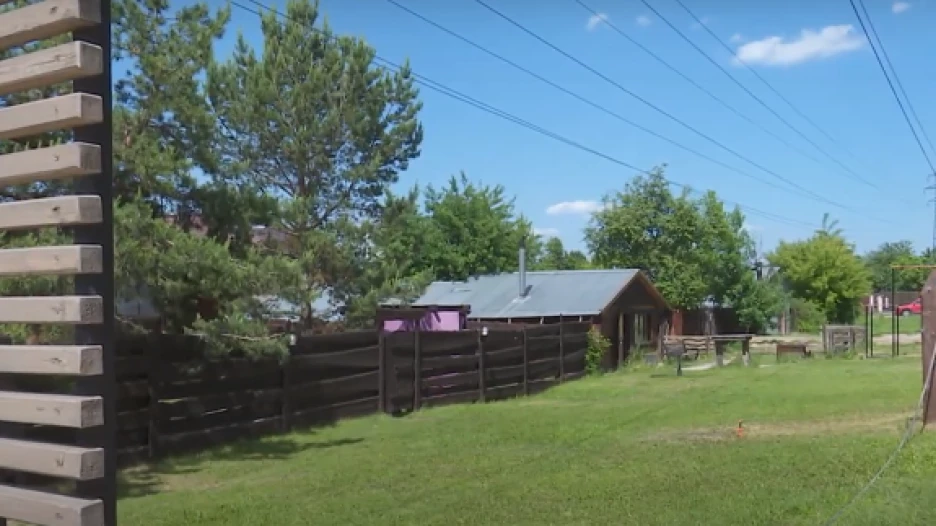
[{"left": 896, "top": 298, "right": 922, "bottom": 316}]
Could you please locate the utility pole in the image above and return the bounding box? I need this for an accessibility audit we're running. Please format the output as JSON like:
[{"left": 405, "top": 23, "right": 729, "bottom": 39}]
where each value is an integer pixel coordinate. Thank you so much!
[{"left": 927, "top": 173, "right": 936, "bottom": 253}]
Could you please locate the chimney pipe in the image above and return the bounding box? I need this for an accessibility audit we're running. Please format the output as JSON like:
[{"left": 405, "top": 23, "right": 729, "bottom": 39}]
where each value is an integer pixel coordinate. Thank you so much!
[{"left": 519, "top": 236, "right": 527, "bottom": 297}]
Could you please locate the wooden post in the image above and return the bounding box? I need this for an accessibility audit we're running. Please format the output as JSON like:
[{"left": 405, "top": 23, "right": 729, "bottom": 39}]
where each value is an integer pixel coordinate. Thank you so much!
[
  {"left": 821, "top": 325, "right": 827, "bottom": 353},
  {"left": 558, "top": 319, "right": 565, "bottom": 382},
  {"left": 413, "top": 327, "right": 422, "bottom": 411},
  {"left": 921, "top": 272, "right": 936, "bottom": 427},
  {"left": 281, "top": 350, "right": 293, "bottom": 433},
  {"left": 146, "top": 334, "right": 160, "bottom": 459},
  {"left": 617, "top": 312, "right": 625, "bottom": 368},
  {"left": 522, "top": 327, "right": 529, "bottom": 395},
  {"left": 477, "top": 329, "right": 486, "bottom": 402},
  {"left": 378, "top": 331, "right": 386, "bottom": 413}
]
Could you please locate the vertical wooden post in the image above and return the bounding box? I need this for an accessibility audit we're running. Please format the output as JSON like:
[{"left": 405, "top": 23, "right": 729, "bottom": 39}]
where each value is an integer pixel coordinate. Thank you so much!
[
  {"left": 921, "top": 271, "right": 936, "bottom": 427},
  {"left": 617, "top": 312, "right": 625, "bottom": 368},
  {"left": 558, "top": 319, "right": 565, "bottom": 382},
  {"left": 281, "top": 350, "right": 293, "bottom": 433},
  {"left": 477, "top": 329, "right": 486, "bottom": 402},
  {"left": 413, "top": 327, "right": 422, "bottom": 411},
  {"left": 378, "top": 331, "right": 386, "bottom": 413},
  {"left": 146, "top": 334, "right": 161, "bottom": 459},
  {"left": 821, "top": 325, "right": 828, "bottom": 353},
  {"left": 522, "top": 327, "right": 529, "bottom": 395}
]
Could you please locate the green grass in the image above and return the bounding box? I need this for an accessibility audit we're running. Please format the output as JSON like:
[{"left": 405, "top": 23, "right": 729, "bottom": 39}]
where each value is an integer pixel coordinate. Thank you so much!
[
  {"left": 119, "top": 358, "right": 936, "bottom": 526},
  {"left": 871, "top": 313, "right": 921, "bottom": 336}
]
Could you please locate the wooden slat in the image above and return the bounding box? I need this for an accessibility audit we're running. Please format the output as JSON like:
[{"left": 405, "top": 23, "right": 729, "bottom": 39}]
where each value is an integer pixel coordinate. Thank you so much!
[
  {"left": 0, "top": 40, "right": 103, "bottom": 96},
  {"left": 0, "top": 93, "right": 102, "bottom": 141},
  {"left": 0, "top": 391, "right": 103, "bottom": 427},
  {"left": 0, "top": 484, "right": 103, "bottom": 526},
  {"left": 0, "top": 437, "right": 103, "bottom": 480},
  {"left": 0, "top": 245, "right": 102, "bottom": 276},
  {"left": 0, "top": 344, "right": 102, "bottom": 375},
  {"left": 0, "top": 195, "right": 102, "bottom": 231},
  {"left": 0, "top": 295, "right": 102, "bottom": 324},
  {"left": 0, "top": 142, "right": 101, "bottom": 186},
  {"left": 0, "top": 0, "right": 101, "bottom": 51}
]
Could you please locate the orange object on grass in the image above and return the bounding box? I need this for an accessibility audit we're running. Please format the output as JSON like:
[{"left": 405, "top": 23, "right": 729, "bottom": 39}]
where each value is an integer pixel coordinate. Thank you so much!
[{"left": 736, "top": 419, "right": 744, "bottom": 438}]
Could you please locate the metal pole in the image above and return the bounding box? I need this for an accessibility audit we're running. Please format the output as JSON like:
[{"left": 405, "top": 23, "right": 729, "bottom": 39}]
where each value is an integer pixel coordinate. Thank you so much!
[{"left": 892, "top": 268, "right": 897, "bottom": 357}]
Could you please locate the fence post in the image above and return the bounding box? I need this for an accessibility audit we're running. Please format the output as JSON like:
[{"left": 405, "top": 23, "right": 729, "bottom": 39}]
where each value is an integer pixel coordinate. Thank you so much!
[
  {"left": 921, "top": 271, "right": 936, "bottom": 427},
  {"left": 522, "top": 327, "right": 529, "bottom": 396},
  {"left": 558, "top": 320, "right": 565, "bottom": 382},
  {"left": 477, "top": 329, "right": 486, "bottom": 402},
  {"left": 281, "top": 348, "right": 293, "bottom": 433},
  {"left": 146, "top": 334, "right": 161, "bottom": 460},
  {"left": 413, "top": 327, "right": 422, "bottom": 411},
  {"left": 378, "top": 332, "right": 386, "bottom": 413}
]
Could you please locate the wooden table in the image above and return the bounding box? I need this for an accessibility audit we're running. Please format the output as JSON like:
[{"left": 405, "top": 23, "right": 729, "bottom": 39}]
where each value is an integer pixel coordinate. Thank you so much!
[{"left": 709, "top": 334, "right": 754, "bottom": 366}]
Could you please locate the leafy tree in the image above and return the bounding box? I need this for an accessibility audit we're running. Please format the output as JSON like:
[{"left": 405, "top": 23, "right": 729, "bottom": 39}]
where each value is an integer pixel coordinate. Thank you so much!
[
  {"left": 206, "top": 0, "right": 424, "bottom": 316},
  {"left": 864, "top": 241, "right": 929, "bottom": 292},
  {"left": 768, "top": 227, "right": 871, "bottom": 324},
  {"left": 534, "top": 237, "right": 590, "bottom": 271}
]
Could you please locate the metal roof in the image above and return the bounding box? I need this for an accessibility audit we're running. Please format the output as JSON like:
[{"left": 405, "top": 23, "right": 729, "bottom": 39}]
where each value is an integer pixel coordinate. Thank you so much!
[{"left": 413, "top": 269, "right": 641, "bottom": 318}]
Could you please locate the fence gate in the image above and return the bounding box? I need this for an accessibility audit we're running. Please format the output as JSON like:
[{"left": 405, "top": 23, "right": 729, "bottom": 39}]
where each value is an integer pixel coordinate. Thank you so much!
[{"left": 0, "top": 0, "right": 116, "bottom": 525}]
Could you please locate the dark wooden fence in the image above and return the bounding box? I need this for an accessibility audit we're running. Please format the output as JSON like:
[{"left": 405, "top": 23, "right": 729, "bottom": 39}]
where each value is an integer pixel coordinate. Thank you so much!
[{"left": 98, "top": 321, "right": 590, "bottom": 465}]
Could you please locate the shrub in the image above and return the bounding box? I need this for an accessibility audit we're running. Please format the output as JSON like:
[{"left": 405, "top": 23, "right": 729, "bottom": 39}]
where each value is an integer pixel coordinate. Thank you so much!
[
  {"left": 791, "top": 298, "right": 826, "bottom": 333},
  {"left": 586, "top": 327, "right": 610, "bottom": 374}
]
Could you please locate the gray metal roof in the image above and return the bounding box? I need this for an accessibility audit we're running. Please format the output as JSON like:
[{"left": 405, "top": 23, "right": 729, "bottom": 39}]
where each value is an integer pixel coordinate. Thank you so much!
[{"left": 413, "top": 269, "right": 640, "bottom": 318}]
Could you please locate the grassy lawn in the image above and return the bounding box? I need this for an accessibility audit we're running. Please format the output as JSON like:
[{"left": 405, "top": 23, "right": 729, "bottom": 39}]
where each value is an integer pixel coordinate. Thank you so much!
[
  {"left": 119, "top": 357, "right": 936, "bottom": 526},
  {"left": 871, "top": 313, "right": 921, "bottom": 336}
]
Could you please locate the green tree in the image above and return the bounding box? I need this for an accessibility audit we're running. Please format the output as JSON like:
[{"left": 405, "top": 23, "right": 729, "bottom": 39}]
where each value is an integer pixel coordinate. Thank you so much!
[
  {"left": 534, "top": 237, "right": 590, "bottom": 271},
  {"left": 864, "top": 241, "right": 929, "bottom": 292},
  {"left": 206, "top": 0, "right": 424, "bottom": 316},
  {"left": 768, "top": 226, "right": 871, "bottom": 324}
]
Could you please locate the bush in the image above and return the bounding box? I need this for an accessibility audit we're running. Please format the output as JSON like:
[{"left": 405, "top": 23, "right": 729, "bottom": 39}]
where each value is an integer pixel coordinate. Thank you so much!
[
  {"left": 791, "top": 298, "right": 826, "bottom": 333},
  {"left": 586, "top": 327, "right": 610, "bottom": 374}
]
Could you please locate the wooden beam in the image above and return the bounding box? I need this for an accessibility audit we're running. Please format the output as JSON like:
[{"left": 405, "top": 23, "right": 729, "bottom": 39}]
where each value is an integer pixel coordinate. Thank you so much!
[
  {"left": 0, "top": 245, "right": 102, "bottom": 276},
  {"left": 0, "top": 391, "right": 103, "bottom": 427},
  {"left": 0, "top": 93, "right": 103, "bottom": 141},
  {"left": 0, "top": 344, "right": 102, "bottom": 375},
  {"left": 0, "top": 295, "right": 103, "bottom": 324},
  {"left": 0, "top": 195, "right": 102, "bottom": 231},
  {"left": 0, "top": 143, "right": 101, "bottom": 186},
  {"left": 0, "top": 484, "right": 103, "bottom": 526},
  {"left": 0, "top": 438, "right": 104, "bottom": 480},
  {"left": 0, "top": 40, "right": 103, "bottom": 96},
  {"left": 0, "top": 0, "right": 101, "bottom": 51}
]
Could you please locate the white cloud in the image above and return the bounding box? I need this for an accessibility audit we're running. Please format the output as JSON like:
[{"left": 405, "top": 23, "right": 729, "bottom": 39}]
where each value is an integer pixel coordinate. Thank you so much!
[
  {"left": 636, "top": 15, "right": 652, "bottom": 27},
  {"left": 586, "top": 12, "right": 609, "bottom": 31},
  {"left": 892, "top": 1, "right": 911, "bottom": 13},
  {"left": 729, "top": 33, "right": 744, "bottom": 44},
  {"left": 546, "top": 200, "right": 605, "bottom": 216},
  {"left": 733, "top": 24, "right": 865, "bottom": 67},
  {"left": 534, "top": 227, "right": 561, "bottom": 238}
]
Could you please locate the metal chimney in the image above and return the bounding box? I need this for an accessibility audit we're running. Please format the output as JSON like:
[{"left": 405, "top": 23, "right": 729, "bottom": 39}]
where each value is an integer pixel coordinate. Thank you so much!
[{"left": 519, "top": 236, "right": 527, "bottom": 297}]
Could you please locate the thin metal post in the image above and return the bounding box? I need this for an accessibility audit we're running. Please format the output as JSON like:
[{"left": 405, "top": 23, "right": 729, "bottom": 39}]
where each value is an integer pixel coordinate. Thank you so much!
[{"left": 892, "top": 268, "right": 897, "bottom": 357}]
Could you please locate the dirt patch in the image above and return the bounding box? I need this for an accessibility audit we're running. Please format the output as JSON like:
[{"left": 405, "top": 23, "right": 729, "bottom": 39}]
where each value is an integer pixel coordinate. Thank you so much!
[{"left": 642, "top": 414, "right": 910, "bottom": 443}]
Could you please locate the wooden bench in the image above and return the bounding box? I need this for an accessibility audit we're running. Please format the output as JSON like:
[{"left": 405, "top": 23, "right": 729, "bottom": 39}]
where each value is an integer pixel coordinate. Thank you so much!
[{"left": 776, "top": 343, "right": 810, "bottom": 361}]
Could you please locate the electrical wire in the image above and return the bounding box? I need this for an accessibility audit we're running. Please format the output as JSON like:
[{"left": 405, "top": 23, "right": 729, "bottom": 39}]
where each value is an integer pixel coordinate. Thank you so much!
[
  {"left": 851, "top": 0, "right": 936, "bottom": 166},
  {"left": 671, "top": 0, "right": 864, "bottom": 165},
  {"left": 469, "top": 0, "right": 893, "bottom": 222},
  {"left": 639, "top": 0, "right": 882, "bottom": 192},
  {"left": 380, "top": 0, "right": 844, "bottom": 210},
  {"left": 227, "top": 0, "right": 823, "bottom": 231}
]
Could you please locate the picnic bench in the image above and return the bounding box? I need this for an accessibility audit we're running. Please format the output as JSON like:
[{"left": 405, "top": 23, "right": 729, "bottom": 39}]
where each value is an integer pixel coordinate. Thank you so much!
[
  {"left": 776, "top": 343, "right": 811, "bottom": 361},
  {"left": 664, "top": 334, "right": 754, "bottom": 366}
]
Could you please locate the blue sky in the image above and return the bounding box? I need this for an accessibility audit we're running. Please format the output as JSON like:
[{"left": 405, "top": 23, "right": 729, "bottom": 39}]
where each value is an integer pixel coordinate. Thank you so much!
[{"left": 168, "top": 0, "right": 936, "bottom": 255}]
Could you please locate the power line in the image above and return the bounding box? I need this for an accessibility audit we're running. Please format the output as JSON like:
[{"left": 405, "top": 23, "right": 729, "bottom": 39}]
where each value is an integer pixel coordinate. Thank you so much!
[
  {"left": 639, "top": 0, "right": 881, "bottom": 192},
  {"left": 469, "top": 0, "right": 892, "bottom": 222},
  {"left": 847, "top": 0, "right": 936, "bottom": 176},
  {"left": 671, "top": 0, "right": 863, "bottom": 165},
  {"left": 379, "top": 0, "right": 847, "bottom": 211},
  {"left": 228, "top": 0, "right": 819, "bottom": 231},
  {"left": 853, "top": 0, "right": 936, "bottom": 161}
]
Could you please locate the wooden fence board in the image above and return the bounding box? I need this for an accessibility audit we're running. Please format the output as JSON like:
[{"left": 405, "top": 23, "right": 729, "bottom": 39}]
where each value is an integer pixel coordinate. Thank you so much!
[
  {"left": 0, "top": 92, "right": 102, "bottom": 141},
  {"left": 160, "top": 388, "right": 282, "bottom": 420},
  {"left": 0, "top": 344, "right": 101, "bottom": 375},
  {"left": 0, "top": 195, "right": 102, "bottom": 231},
  {"left": 422, "top": 370, "right": 479, "bottom": 390},
  {"left": 0, "top": 0, "right": 101, "bottom": 51},
  {"left": 0, "top": 295, "right": 103, "bottom": 324},
  {"left": 0, "top": 245, "right": 102, "bottom": 277},
  {"left": 290, "top": 345, "right": 379, "bottom": 370},
  {"left": 0, "top": 484, "right": 102, "bottom": 526},
  {"left": 0, "top": 41, "right": 103, "bottom": 96},
  {"left": 0, "top": 438, "right": 103, "bottom": 480},
  {"left": 0, "top": 143, "right": 101, "bottom": 186},
  {"left": 0, "top": 391, "right": 102, "bottom": 427}
]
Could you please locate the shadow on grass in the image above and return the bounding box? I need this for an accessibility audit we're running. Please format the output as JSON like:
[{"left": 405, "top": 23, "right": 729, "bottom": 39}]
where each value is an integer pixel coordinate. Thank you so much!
[{"left": 119, "top": 435, "right": 363, "bottom": 499}]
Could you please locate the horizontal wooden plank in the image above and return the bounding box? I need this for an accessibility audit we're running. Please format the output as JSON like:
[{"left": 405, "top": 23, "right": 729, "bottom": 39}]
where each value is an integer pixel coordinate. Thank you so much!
[
  {"left": 0, "top": 93, "right": 102, "bottom": 141},
  {"left": 0, "top": 484, "right": 103, "bottom": 526},
  {"left": 290, "top": 370, "right": 379, "bottom": 408},
  {"left": 160, "top": 388, "right": 282, "bottom": 420},
  {"left": 0, "top": 344, "right": 102, "bottom": 375},
  {"left": 0, "top": 142, "right": 101, "bottom": 186},
  {"left": 295, "top": 330, "right": 378, "bottom": 353},
  {"left": 0, "top": 0, "right": 101, "bottom": 51},
  {"left": 423, "top": 370, "right": 479, "bottom": 390},
  {"left": 0, "top": 437, "right": 103, "bottom": 480},
  {"left": 0, "top": 295, "right": 102, "bottom": 324},
  {"left": 0, "top": 391, "right": 102, "bottom": 427},
  {"left": 291, "top": 395, "right": 380, "bottom": 428},
  {"left": 290, "top": 345, "right": 379, "bottom": 370},
  {"left": 422, "top": 389, "right": 478, "bottom": 409},
  {"left": 0, "top": 195, "right": 102, "bottom": 231},
  {"left": 0, "top": 245, "right": 102, "bottom": 276},
  {"left": 0, "top": 40, "right": 103, "bottom": 96}
]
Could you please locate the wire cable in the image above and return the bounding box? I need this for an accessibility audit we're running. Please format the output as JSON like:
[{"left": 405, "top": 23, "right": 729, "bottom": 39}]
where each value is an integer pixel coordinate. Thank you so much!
[
  {"left": 228, "top": 0, "right": 823, "bottom": 231},
  {"left": 639, "top": 0, "right": 881, "bottom": 191},
  {"left": 851, "top": 0, "right": 936, "bottom": 165},
  {"left": 671, "top": 0, "right": 864, "bottom": 165},
  {"left": 469, "top": 0, "right": 891, "bottom": 222},
  {"left": 380, "top": 0, "right": 845, "bottom": 210}
]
